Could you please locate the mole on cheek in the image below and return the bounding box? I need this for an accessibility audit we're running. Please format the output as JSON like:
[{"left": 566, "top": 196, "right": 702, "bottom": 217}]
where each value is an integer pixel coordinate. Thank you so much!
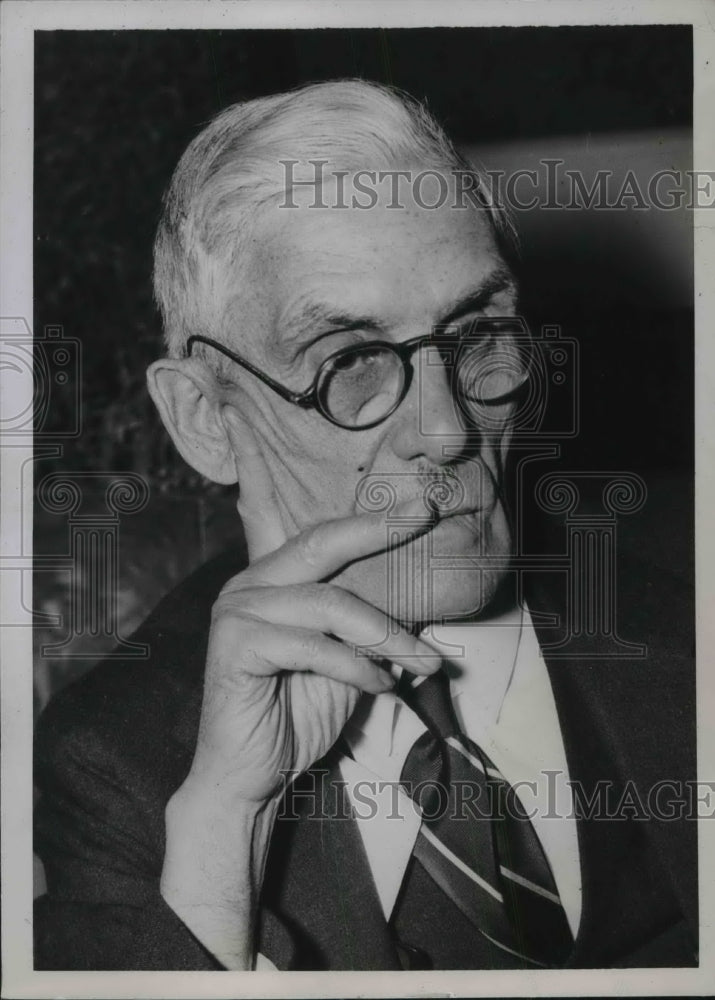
[{"left": 357, "top": 465, "right": 365, "bottom": 472}]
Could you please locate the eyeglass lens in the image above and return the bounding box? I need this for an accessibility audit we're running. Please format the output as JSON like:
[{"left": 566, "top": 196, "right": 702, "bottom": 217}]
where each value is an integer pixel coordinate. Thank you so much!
[
  {"left": 319, "top": 347, "right": 405, "bottom": 427},
  {"left": 318, "top": 331, "right": 529, "bottom": 428},
  {"left": 454, "top": 331, "right": 529, "bottom": 404}
]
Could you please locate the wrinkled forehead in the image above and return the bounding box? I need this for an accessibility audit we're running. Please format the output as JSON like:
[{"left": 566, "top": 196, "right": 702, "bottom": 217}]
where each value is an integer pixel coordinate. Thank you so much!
[{"left": 237, "top": 170, "right": 511, "bottom": 355}]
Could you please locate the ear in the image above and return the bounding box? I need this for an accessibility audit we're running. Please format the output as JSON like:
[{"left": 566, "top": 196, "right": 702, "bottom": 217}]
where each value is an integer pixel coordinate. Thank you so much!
[{"left": 146, "top": 357, "right": 238, "bottom": 484}]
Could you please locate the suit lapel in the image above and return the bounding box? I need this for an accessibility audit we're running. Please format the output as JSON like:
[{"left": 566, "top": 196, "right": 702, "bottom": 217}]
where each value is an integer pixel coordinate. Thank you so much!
[
  {"left": 529, "top": 579, "right": 687, "bottom": 967},
  {"left": 260, "top": 751, "right": 401, "bottom": 970}
]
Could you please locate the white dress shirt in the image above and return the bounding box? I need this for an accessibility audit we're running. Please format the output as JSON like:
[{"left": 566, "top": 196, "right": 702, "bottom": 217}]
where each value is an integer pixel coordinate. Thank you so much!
[{"left": 338, "top": 603, "right": 582, "bottom": 939}]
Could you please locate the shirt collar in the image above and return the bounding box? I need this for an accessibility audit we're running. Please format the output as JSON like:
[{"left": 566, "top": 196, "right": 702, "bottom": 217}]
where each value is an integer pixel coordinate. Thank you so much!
[
  {"left": 344, "top": 602, "right": 524, "bottom": 767},
  {"left": 425, "top": 601, "right": 524, "bottom": 727}
]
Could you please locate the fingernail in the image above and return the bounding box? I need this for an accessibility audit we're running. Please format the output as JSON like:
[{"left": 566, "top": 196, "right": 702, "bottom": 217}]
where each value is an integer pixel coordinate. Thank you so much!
[{"left": 416, "top": 638, "right": 440, "bottom": 659}]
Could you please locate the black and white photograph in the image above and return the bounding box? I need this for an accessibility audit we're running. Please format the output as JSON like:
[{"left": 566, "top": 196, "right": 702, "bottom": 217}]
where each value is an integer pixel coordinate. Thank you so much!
[{"left": 1, "top": 1, "right": 713, "bottom": 997}]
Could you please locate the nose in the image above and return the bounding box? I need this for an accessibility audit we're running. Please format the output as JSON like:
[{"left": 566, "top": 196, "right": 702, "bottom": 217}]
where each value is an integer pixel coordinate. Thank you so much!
[{"left": 387, "top": 347, "right": 470, "bottom": 463}]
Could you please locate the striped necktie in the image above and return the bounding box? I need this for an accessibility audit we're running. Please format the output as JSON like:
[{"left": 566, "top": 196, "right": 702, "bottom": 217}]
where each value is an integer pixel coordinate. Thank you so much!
[{"left": 396, "top": 667, "right": 574, "bottom": 968}]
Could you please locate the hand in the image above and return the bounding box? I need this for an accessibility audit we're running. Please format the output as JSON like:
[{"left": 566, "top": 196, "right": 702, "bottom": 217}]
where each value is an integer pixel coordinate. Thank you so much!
[
  {"left": 161, "top": 407, "right": 439, "bottom": 967},
  {"left": 184, "top": 407, "right": 440, "bottom": 806}
]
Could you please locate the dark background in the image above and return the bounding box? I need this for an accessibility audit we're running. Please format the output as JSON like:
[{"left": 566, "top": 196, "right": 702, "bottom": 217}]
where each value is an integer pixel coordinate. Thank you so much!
[
  {"left": 34, "top": 26, "right": 693, "bottom": 479},
  {"left": 32, "top": 26, "right": 694, "bottom": 707}
]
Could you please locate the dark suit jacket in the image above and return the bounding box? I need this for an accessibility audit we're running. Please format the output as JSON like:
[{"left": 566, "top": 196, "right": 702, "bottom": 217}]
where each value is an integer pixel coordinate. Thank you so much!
[{"left": 33, "top": 501, "right": 697, "bottom": 970}]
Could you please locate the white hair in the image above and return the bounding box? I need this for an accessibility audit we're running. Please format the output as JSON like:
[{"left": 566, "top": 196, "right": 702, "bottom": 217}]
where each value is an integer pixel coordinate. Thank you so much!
[{"left": 153, "top": 78, "right": 516, "bottom": 363}]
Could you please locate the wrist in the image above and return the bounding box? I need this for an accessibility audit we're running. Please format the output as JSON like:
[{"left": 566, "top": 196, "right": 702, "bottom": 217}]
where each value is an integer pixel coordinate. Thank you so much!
[
  {"left": 169, "top": 770, "right": 278, "bottom": 823},
  {"left": 161, "top": 777, "right": 280, "bottom": 970},
  {"left": 165, "top": 775, "right": 279, "bottom": 889}
]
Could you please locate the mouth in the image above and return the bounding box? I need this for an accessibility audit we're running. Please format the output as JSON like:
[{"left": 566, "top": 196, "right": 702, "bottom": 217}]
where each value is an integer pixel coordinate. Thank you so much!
[
  {"left": 353, "top": 462, "right": 502, "bottom": 525},
  {"left": 420, "top": 468, "right": 498, "bottom": 521}
]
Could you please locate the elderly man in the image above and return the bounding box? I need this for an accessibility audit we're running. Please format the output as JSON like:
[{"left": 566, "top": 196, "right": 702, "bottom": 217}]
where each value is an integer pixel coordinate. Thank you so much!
[{"left": 34, "top": 79, "right": 696, "bottom": 971}]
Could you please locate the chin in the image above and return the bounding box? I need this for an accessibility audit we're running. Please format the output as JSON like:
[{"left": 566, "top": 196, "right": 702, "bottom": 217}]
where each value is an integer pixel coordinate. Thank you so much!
[{"left": 339, "top": 507, "right": 512, "bottom": 628}]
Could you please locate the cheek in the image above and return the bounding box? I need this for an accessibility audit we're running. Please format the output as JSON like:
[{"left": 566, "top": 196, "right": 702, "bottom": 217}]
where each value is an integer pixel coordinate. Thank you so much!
[
  {"left": 249, "top": 401, "right": 387, "bottom": 521},
  {"left": 268, "top": 443, "right": 376, "bottom": 524},
  {"left": 295, "top": 432, "right": 384, "bottom": 496}
]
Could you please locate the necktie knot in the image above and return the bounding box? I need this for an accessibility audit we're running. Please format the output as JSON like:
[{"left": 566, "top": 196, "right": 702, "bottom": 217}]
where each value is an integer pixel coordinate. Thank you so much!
[{"left": 397, "top": 667, "right": 459, "bottom": 738}]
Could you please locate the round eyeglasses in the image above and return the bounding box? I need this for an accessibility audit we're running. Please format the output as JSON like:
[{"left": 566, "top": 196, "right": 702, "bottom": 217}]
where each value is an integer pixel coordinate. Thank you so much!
[{"left": 186, "top": 317, "right": 533, "bottom": 431}]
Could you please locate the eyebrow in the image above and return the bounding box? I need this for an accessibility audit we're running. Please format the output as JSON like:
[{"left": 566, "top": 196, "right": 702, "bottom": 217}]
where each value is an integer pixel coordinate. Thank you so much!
[
  {"left": 279, "top": 266, "right": 516, "bottom": 358},
  {"left": 285, "top": 305, "right": 387, "bottom": 342},
  {"left": 275, "top": 304, "right": 387, "bottom": 363},
  {"left": 439, "top": 267, "right": 517, "bottom": 325}
]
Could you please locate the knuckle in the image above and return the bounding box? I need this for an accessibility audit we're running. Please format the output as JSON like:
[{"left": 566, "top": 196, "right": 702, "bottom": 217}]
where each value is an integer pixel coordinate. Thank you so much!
[
  {"left": 215, "top": 569, "right": 253, "bottom": 601},
  {"left": 210, "top": 593, "right": 245, "bottom": 625},
  {"left": 297, "top": 526, "right": 325, "bottom": 569},
  {"left": 209, "top": 595, "right": 267, "bottom": 646},
  {"left": 208, "top": 605, "right": 252, "bottom": 648},
  {"left": 299, "top": 630, "right": 326, "bottom": 665},
  {"left": 312, "top": 582, "right": 347, "bottom": 622},
  {"left": 240, "top": 642, "right": 269, "bottom": 674},
  {"left": 210, "top": 596, "right": 239, "bottom": 627},
  {"left": 225, "top": 585, "right": 263, "bottom": 617}
]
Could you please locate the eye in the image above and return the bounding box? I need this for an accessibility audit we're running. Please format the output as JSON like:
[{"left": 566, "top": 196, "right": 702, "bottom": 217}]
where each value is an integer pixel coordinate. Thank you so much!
[
  {"left": 319, "top": 344, "right": 405, "bottom": 428},
  {"left": 306, "top": 330, "right": 373, "bottom": 371},
  {"left": 331, "top": 346, "right": 384, "bottom": 372},
  {"left": 457, "top": 332, "right": 530, "bottom": 403}
]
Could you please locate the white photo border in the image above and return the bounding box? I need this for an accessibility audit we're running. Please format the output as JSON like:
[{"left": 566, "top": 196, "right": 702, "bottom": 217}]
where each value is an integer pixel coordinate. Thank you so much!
[{"left": 2, "top": 1, "right": 713, "bottom": 997}]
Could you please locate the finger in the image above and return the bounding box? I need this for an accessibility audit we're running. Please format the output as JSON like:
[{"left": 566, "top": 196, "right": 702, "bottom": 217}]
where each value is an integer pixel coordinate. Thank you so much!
[
  {"left": 233, "top": 623, "right": 398, "bottom": 694},
  {"left": 243, "top": 497, "right": 433, "bottom": 588},
  {"left": 222, "top": 405, "right": 287, "bottom": 560},
  {"left": 224, "top": 584, "right": 442, "bottom": 674}
]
